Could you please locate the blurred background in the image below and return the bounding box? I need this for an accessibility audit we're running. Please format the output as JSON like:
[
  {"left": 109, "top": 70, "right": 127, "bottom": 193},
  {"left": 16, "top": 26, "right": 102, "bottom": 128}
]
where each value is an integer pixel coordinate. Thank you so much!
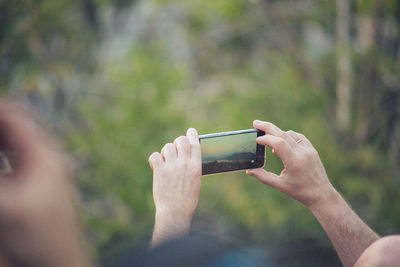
[{"left": 0, "top": 0, "right": 399, "bottom": 265}]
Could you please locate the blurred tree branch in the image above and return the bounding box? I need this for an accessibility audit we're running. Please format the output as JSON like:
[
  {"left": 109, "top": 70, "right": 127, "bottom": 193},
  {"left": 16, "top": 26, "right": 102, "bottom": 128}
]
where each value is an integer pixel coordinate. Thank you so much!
[
  {"left": 335, "top": 0, "right": 352, "bottom": 134},
  {"left": 261, "top": 0, "right": 326, "bottom": 95},
  {"left": 353, "top": 1, "right": 400, "bottom": 179}
]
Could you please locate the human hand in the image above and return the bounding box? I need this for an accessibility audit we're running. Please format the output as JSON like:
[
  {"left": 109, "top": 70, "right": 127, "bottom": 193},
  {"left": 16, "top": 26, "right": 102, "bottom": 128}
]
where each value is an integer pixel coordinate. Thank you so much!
[
  {"left": 0, "top": 101, "right": 90, "bottom": 267},
  {"left": 148, "top": 128, "right": 202, "bottom": 247},
  {"left": 247, "top": 120, "right": 336, "bottom": 210}
]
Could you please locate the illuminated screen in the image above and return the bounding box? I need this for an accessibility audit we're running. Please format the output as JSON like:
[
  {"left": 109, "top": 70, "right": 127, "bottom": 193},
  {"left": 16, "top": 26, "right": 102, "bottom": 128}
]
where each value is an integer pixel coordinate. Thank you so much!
[{"left": 200, "top": 131, "right": 258, "bottom": 175}]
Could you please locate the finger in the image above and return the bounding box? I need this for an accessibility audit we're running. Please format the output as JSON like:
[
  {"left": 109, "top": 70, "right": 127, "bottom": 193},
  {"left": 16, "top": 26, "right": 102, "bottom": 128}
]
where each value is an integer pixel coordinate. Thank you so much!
[
  {"left": 161, "top": 143, "right": 177, "bottom": 162},
  {"left": 279, "top": 131, "right": 297, "bottom": 147},
  {"left": 149, "top": 152, "right": 163, "bottom": 170},
  {"left": 256, "top": 134, "right": 293, "bottom": 164},
  {"left": 253, "top": 120, "right": 298, "bottom": 147},
  {"left": 253, "top": 120, "right": 284, "bottom": 137},
  {"left": 0, "top": 101, "right": 52, "bottom": 177},
  {"left": 247, "top": 168, "right": 282, "bottom": 189},
  {"left": 187, "top": 128, "right": 201, "bottom": 161},
  {"left": 174, "top": 136, "right": 191, "bottom": 159},
  {"left": 296, "top": 133, "right": 313, "bottom": 147},
  {"left": 286, "top": 130, "right": 301, "bottom": 142},
  {"left": 287, "top": 130, "right": 309, "bottom": 148}
]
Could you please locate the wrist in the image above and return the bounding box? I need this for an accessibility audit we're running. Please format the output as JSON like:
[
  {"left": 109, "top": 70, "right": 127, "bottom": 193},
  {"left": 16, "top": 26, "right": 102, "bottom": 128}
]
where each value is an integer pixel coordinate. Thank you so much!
[
  {"left": 307, "top": 185, "right": 341, "bottom": 214},
  {"left": 155, "top": 209, "right": 192, "bottom": 231},
  {"left": 151, "top": 210, "right": 192, "bottom": 248}
]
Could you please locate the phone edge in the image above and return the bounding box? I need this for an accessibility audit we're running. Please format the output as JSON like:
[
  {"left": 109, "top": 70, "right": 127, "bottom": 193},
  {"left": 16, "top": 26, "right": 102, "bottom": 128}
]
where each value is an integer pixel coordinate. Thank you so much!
[{"left": 199, "top": 128, "right": 258, "bottom": 140}]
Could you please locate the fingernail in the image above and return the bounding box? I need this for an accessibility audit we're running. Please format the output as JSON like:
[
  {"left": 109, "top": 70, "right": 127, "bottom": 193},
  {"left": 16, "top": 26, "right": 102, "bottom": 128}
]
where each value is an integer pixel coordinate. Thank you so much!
[
  {"left": 188, "top": 128, "right": 196, "bottom": 133},
  {"left": 254, "top": 120, "right": 262, "bottom": 125},
  {"left": 272, "top": 148, "right": 276, "bottom": 154},
  {"left": 246, "top": 170, "right": 254, "bottom": 176}
]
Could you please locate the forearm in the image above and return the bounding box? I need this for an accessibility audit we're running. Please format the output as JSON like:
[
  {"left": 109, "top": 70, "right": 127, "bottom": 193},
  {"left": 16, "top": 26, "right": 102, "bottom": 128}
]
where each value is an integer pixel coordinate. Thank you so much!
[
  {"left": 309, "top": 188, "right": 379, "bottom": 267},
  {"left": 150, "top": 211, "right": 191, "bottom": 249}
]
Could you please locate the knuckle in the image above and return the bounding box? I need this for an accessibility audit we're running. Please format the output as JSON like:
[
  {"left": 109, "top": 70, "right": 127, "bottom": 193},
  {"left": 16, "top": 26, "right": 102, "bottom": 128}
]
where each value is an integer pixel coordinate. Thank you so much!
[
  {"left": 257, "top": 135, "right": 266, "bottom": 143},
  {"left": 279, "top": 132, "right": 289, "bottom": 139},
  {"left": 191, "top": 137, "right": 201, "bottom": 146},
  {"left": 183, "top": 137, "right": 190, "bottom": 145},
  {"left": 264, "top": 122, "right": 273, "bottom": 127},
  {"left": 309, "top": 148, "right": 319, "bottom": 158},
  {"left": 275, "top": 138, "right": 286, "bottom": 147},
  {"left": 192, "top": 143, "right": 201, "bottom": 150},
  {"left": 304, "top": 148, "right": 317, "bottom": 158},
  {"left": 194, "top": 147, "right": 201, "bottom": 154},
  {"left": 259, "top": 121, "right": 271, "bottom": 130}
]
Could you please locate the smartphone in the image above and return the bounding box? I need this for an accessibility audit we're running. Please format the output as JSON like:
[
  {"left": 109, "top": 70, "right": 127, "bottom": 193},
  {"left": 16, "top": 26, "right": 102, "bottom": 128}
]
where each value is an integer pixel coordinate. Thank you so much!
[{"left": 199, "top": 129, "right": 265, "bottom": 176}]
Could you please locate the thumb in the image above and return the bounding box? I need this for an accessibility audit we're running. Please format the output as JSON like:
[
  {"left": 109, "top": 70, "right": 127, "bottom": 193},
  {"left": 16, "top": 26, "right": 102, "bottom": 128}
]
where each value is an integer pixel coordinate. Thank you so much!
[{"left": 247, "top": 168, "right": 281, "bottom": 189}]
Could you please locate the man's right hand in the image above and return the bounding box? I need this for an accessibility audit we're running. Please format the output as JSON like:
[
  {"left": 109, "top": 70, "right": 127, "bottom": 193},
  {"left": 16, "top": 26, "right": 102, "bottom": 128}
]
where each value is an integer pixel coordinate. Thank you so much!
[
  {"left": 248, "top": 120, "right": 379, "bottom": 267},
  {"left": 247, "top": 120, "right": 336, "bottom": 209}
]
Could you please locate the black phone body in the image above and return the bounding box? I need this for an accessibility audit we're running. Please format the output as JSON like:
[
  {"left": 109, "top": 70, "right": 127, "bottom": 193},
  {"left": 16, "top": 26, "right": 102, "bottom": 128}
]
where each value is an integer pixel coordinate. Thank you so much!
[{"left": 199, "top": 129, "right": 265, "bottom": 176}]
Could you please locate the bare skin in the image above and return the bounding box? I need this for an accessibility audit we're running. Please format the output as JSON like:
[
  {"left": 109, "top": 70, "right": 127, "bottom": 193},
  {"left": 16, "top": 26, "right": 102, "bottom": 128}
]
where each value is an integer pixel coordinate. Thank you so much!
[
  {"left": 0, "top": 101, "right": 91, "bottom": 267},
  {"left": 247, "top": 120, "right": 380, "bottom": 267},
  {"left": 354, "top": 235, "right": 400, "bottom": 267},
  {"left": 148, "top": 120, "right": 397, "bottom": 266},
  {"left": 148, "top": 128, "right": 202, "bottom": 248}
]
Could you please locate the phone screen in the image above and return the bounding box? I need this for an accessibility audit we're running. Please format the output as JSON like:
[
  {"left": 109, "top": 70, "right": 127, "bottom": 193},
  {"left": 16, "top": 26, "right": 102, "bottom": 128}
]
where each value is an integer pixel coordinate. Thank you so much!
[{"left": 199, "top": 129, "right": 265, "bottom": 175}]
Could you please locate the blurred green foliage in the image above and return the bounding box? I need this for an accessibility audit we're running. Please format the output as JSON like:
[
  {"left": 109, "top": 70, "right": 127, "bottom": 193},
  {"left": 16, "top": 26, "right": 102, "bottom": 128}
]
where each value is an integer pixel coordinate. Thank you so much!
[{"left": 1, "top": 0, "right": 400, "bottom": 265}]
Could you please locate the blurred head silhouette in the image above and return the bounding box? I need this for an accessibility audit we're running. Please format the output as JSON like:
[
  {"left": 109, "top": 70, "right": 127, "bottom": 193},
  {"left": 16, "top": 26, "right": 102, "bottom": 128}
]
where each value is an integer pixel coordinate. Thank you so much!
[{"left": 0, "top": 100, "right": 90, "bottom": 267}]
